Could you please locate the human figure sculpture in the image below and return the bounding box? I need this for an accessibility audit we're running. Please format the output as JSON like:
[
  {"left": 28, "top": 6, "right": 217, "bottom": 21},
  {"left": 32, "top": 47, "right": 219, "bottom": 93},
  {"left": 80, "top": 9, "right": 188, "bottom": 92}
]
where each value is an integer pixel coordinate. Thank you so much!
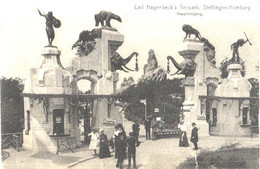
[
  {"left": 95, "top": 11, "right": 122, "bottom": 28},
  {"left": 38, "top": 9, "right": 61, "bottom": 46},
  {"left": 142, "top": 49, "right": 167, "bottom": 82},
  {"left": 143, "top": 49, "right": 158, "bottom": 74},
  {"left": 182, "top": 24, "right": 201, "bottom": 40},
  {"left": 230, "top": 39, "right": 249, "bottom": 63}
]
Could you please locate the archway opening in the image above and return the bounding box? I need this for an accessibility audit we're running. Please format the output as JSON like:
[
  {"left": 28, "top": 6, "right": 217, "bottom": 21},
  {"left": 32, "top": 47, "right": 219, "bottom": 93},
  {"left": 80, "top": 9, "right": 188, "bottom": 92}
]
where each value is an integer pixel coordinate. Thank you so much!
[
  {"left": 77, "top": 80, "right": 92, "bottom": 94},
  {"left": 77, "top": 79, "right": 93, "bottom": 144}
]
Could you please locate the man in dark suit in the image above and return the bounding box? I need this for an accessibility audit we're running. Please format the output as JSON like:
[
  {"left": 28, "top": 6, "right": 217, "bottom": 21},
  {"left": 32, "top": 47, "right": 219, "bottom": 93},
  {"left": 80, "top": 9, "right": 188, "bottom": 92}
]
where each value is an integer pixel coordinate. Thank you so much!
[
  {"left": 126, "top": 132, "right": 137, "bottom": 168},
  {"left": 116, "top": 133, "right": 126, "bottom": 168},
  {"left": 144, "top": 119, "right": 151, "bottom": 140},
  {"left": 132, "top": 123, "right": 140, "bottom": 141},
  {"left": 190, "top": 122, "right": 198, "bottom": 150}
]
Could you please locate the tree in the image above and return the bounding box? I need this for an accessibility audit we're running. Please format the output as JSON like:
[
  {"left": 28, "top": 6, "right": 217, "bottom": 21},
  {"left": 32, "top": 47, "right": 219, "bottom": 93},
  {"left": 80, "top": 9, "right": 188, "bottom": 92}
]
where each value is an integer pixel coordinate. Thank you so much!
[
  {"left": 117, "top": 78, "right": 184, "bottom": 125},
  {"left": 1, "top": 77, "right": 24, "bottom": 133},
  {"left": 248, "top": 78, "right": 259, "bottom": 125}
]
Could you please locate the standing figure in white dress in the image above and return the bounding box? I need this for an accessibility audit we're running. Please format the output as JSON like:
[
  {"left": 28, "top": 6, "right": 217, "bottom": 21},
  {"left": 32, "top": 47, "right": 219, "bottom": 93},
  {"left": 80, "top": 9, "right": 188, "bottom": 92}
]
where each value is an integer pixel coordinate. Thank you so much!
[
  {"left": 88, "top": 129, "right": 100, "bottom": 156},
  {"left": 178, "top": 121, "right": 189, "bottom": 147}
]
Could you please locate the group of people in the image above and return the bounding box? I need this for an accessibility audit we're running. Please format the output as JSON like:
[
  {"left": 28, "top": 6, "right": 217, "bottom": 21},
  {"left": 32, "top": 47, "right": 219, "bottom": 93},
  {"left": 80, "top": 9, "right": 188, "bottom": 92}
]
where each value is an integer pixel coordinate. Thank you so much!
[
  {"left": 145, "top": 118, "right": 199, "bottom": 150},
  {"left": 87, "top": 128, "right": 112, "bottom": 158},
  {"left": 88, "top": 123, "right": 140, "bottom": 168},
  {"left": 178, "top": 122, "right": 199, "bottom": 150},
  {"left": 87, "top": 120, "right": 198, "bottom": 168},
  {"left": 144, "top": 118, "right": 165, "bottom": 140}
]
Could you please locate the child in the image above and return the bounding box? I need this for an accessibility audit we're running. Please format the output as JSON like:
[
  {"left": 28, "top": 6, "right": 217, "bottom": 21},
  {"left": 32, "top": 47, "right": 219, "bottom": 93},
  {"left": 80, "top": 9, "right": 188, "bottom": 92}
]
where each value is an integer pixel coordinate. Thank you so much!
[
  {"left": 126, "top": 132, "right": 137, "bottom": 168},
  {"left": 88, "top": 129, "right": 100, "bottom": 156},
  {"left": 191, "top": 122, "right": 199, "bottom": 150},
  {"left": 116, "top": 133, "right": 126, "bottom": 168}
]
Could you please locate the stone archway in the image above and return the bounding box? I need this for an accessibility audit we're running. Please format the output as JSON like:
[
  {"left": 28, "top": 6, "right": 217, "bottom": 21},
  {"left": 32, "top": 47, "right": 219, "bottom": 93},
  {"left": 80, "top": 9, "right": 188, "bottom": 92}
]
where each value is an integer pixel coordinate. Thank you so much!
[
  {"left": 75, "top": 69, "right": 100, "bottom": 94},
  {"left": 74, "top": 69, "right": 100, "bottom": 142}
]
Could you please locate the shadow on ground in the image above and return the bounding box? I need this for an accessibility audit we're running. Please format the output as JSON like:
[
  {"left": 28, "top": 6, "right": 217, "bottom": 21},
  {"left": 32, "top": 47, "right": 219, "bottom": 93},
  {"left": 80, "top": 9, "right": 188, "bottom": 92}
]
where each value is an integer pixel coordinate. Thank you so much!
[{"left": 31, "top": 152, "right": 81, "bottom": 165}]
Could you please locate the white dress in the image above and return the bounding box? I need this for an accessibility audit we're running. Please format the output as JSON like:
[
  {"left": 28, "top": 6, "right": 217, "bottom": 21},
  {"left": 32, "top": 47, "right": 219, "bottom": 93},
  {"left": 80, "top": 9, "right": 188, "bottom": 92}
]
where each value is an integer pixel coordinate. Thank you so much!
[{"left": 88, "top": 132, "right": 100, "bottom": 150}]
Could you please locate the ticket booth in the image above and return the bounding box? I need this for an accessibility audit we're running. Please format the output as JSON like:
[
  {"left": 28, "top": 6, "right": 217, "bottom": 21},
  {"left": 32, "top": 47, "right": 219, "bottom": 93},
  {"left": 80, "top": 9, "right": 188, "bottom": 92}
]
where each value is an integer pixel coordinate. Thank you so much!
[{"left": 53, "top": 109, "right": 65, "bottom": 136}]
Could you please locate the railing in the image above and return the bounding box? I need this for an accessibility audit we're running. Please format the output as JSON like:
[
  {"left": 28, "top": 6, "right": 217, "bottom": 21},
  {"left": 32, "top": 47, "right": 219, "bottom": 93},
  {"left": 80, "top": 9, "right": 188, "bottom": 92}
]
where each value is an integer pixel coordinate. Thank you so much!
[{"left": 1, "top": 132, "right": 23, "bottom": 152}]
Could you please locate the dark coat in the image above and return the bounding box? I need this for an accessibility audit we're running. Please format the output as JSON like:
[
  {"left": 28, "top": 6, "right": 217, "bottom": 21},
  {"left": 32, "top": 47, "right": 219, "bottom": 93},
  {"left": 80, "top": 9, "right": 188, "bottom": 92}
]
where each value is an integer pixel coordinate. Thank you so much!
[
  {"left": 117, "top": 139, "right": 126, "bottom": 162},
  {"left": 99, "top": 134, "right": 111, "bottom": 158},
  {"left": 126, "top": 136, "right": 136, "bottom": 151},
  {"left": 132, "top": 123, "right": 140, "bottom": 132},
  {"left": 144, "top": 120, "right": 151, "bottom": 130},
  {"left": 190, "top": 127, "right": 198, "bottom": 143},
  {"left": 120, "top": 130, "right": 127, "bottom": 141}
]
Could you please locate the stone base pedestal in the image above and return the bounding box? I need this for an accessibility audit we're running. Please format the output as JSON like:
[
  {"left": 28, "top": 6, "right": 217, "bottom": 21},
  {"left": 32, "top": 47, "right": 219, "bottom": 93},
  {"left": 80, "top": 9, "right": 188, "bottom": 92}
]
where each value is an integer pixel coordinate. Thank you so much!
[
  {"left": 23, "top": 129, "right": 56, "bottom": 153},
  {"left": 92, "top": 99, "right": 122, "bottom": 139},
  {"left": 22, "top": 46, "right": 80, "bottom": 153}
]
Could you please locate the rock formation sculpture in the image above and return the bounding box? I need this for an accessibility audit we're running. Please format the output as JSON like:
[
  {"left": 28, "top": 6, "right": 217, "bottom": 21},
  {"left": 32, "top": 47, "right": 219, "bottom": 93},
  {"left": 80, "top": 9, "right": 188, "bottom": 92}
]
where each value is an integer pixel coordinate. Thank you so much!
[{"left": 142, "top": 49, "right": 167, "bottom": 82}]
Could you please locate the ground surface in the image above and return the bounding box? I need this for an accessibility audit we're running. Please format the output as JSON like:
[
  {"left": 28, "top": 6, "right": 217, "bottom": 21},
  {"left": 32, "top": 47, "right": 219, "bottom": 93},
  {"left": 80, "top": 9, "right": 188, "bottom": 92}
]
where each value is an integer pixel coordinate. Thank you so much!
[{"left": 1, "top": 119, "right": 259, "bottom": 169}]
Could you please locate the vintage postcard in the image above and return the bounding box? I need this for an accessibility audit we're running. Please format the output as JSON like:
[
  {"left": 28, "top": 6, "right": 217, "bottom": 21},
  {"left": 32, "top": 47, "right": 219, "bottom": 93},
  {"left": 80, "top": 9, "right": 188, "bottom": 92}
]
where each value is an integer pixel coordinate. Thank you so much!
[{"left": 0, "top": 0, "right": 259, "bottom": 168}]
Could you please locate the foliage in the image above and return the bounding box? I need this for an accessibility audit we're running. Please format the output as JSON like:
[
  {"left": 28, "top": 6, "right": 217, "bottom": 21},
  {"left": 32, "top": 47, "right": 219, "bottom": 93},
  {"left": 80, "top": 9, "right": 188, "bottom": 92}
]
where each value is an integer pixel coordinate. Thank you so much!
[
  {"left": 177, "top": 146, "right": 258, "bottom": 169},
  {"left": 117, "top": 78, "right": 184, "bottom": 124},
  {"left": 219, "top": 58, "right": 246, "bottom": 78},
  {"left": 248, "top": 78, "right": 259, "bottom": 125},
  {"left": 1, "top": 77, "right": 24, "bottom": 133},
  {"left": 248, "top": 78, "right": 259, "bottom": 98},
  {"left": 218, "top": 141, "right": 240, "bottom": 151}
]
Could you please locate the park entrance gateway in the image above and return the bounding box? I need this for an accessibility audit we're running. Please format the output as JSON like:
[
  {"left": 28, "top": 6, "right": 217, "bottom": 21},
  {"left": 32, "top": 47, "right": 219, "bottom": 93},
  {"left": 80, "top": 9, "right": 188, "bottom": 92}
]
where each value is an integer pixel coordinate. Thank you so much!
[
  {"left": 21, "top": 9, "right": 257, "bottom": 154},
  {"left": 22, "top": 9, "right": 139, "bottom": 153}
]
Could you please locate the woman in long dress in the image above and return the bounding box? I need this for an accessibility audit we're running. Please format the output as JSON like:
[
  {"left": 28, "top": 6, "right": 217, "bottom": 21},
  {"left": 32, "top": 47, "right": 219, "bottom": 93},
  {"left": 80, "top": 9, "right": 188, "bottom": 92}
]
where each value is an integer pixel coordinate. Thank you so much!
[
  {"left": 178, "top": 122, "right": 189, "bottom": 147},
  {"left": 99, "top": 129, "right": 111, "bottom": 159},
  {"left": 113, "top": 125, "right": 120, "bottom": 158},
  {"left": 88, "top": 129, "right": 100, "bottom": 156}
]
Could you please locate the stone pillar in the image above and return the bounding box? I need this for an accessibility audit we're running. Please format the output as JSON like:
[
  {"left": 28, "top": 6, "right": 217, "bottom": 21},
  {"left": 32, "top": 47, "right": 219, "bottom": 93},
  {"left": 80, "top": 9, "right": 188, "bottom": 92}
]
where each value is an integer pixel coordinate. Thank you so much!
[
  {"left": 212, "top": 64, "right": 252, "bottom": 136},
  {"left": 178, "top": 39, "right": 210, "bottom": 136},
  {"left": 96, "top": 30, "right": 123, "bottom": 95},
  {"left": 91, "top": 30, "right": 124, "bottom": 138},
  {"left": 23, "top": 46, "right": 80, "bottom": 153}
]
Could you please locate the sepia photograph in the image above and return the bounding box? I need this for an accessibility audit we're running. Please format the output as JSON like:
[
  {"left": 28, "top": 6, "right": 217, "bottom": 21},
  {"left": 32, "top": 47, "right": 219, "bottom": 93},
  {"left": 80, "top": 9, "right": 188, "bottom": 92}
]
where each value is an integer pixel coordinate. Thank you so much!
[{"left": 0, "top": 0, "right": 259, "bottom": 168}]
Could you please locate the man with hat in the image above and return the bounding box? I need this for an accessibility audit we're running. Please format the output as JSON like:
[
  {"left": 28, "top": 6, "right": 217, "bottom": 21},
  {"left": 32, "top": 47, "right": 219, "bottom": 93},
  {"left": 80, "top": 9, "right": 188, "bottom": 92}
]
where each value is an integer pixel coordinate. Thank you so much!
[{"left": 190, "top": 122, "right": 199, "bottom": 150}]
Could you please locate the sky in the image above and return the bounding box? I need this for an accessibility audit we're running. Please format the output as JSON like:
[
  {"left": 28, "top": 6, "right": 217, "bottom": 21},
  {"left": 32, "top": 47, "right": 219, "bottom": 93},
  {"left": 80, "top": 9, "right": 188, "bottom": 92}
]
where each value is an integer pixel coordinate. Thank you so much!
[{"left": 0, "top": 0, "right": 259, "bottom": 91}]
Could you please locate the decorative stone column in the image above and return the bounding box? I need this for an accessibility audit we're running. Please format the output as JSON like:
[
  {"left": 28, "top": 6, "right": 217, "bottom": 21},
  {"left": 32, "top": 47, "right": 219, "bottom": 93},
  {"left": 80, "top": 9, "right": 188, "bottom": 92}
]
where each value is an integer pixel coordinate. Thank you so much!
[
  {"left": 178, "top": 39, "right": 212, "bottom": 136},
  {"left": 23, "top": 46, "right": 80, "bottom": 153},
  {"left": 212, "top": 64, "right": 252, "bottom": 136},
  {"left": 87, "top": 30, "right": 123, "bottom": 138},
  {"left": 178, "top": 40, "right": 200, "bottom": 134}
]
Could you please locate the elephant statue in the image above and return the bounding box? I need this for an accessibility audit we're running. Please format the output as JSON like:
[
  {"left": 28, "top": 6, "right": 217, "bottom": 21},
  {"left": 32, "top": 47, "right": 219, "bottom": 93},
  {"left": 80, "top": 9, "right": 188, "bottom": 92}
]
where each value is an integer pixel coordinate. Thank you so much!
[
  {"left": 111, "top": 52, "right": 138, "bottom": 72},
  {"left": 167, "top": 55, "right": 197, "bottom": 77}
]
